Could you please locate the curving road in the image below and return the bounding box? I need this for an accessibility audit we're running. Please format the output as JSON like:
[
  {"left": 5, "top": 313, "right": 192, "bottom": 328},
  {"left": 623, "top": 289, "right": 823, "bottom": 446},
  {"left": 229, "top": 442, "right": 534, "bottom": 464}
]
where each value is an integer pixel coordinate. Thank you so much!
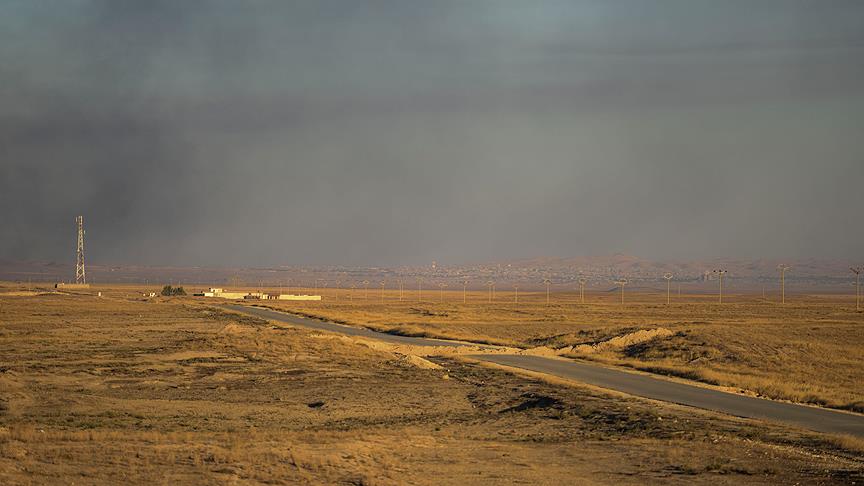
[
  {"left": 227, "top": 304, "right": 489, "bottom": 348},
  {"left": 226, "top": 304, "right": 864, "bottom": 438}
]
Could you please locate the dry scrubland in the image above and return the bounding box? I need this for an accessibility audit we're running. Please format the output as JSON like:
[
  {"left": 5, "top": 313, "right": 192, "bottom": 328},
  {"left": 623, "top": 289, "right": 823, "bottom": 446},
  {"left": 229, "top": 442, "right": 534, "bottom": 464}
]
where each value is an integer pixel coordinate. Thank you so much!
[
  {"left": 252, "top": 288, "right": 864, "bottom": 414},
  {"left": 1, "top": 284, "right": 863, "bottom": 484}
]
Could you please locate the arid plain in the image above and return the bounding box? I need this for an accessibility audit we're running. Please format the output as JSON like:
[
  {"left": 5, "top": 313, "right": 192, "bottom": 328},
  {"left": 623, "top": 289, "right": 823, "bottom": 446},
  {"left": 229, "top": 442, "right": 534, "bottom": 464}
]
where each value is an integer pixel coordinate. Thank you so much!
[
  {"left": 259, "top": 287, "right": 864, "bottom": 413},
  {"left": 1, "top": 283, "right": 863, "bottom": 485}
]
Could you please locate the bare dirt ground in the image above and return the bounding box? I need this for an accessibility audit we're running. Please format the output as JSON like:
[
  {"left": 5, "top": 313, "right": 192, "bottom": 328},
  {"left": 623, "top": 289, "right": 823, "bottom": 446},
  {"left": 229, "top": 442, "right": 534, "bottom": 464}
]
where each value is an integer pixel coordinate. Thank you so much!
[
  {"left": 247, "top": 288, "right": 864, "bottom": 413},
  {"left": 1, "top": 284, "right": 863, "bottom": 484}
]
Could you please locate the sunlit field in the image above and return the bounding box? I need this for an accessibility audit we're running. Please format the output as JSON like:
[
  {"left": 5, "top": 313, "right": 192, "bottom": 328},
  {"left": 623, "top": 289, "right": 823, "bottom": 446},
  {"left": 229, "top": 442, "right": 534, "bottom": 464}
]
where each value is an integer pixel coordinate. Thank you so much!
[
  {"left": 247, "top": 287, "right": 864, "bottom": 413},
  {"left": 2, "top": 283, "right": 863, "bottom": 484}
]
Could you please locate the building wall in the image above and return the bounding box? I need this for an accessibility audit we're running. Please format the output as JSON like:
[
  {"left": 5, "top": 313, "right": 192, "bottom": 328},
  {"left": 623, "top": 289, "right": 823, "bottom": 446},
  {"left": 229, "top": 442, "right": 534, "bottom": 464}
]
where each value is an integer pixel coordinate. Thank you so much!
[
  {"left": 277, "top": 294, "right": 322, "bottom": 301},
  {"left": 211, "top": 292, "right": 250, "bottom": 299},
  {"left": 195, "top": 290, "right": 322, "bottom": 301}
]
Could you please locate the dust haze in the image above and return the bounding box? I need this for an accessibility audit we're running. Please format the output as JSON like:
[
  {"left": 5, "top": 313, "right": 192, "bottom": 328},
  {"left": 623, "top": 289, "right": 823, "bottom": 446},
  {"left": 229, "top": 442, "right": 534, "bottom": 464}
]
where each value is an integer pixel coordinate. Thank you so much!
[{"left": 2, "top": 0, "right": 863, "bottom": 267}]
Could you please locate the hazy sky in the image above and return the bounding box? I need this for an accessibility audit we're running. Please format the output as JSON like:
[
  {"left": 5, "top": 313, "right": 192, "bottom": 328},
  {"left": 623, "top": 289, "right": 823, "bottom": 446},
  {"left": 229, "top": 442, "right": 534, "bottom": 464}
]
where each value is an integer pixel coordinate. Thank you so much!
[{"left": 1, "top": 0, "right": 863, "bottom": 267}]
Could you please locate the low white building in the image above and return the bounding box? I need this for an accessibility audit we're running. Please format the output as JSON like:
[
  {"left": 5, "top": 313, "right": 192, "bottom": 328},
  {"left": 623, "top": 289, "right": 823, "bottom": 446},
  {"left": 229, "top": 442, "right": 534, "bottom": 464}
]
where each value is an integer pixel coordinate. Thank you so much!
[
  {"left": 277, "top": 294, "right": 322, "bottom": 301},
  {"left": 195, "top": 288, "right": 322, "bottom": 301}
]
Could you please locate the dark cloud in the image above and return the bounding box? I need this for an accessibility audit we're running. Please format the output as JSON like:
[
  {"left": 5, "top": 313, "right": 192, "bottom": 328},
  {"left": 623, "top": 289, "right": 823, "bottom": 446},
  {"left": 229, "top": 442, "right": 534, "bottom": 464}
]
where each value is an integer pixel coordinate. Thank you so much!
[{"left": 1, "top": 0, "right": 863, "bottom": 266}]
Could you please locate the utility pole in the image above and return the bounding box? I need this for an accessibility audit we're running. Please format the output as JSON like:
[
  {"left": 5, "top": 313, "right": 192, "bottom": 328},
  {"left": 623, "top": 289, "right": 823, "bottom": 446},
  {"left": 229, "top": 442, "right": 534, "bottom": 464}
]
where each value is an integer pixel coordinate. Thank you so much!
[
  {"left": 614, "top": 279, "right": 628, "bottom": 305},
  {"left": 334, "top": 280, "right": 341, "bottom": 302},
  {"left": 439, "top": 282, "right": 447, "bottom": 302},
  {"left": 486, "top": 281, "right": 495, "bottom": 303},
  {"left": 778, "top": 264, "right": 791, "bottom": 304},
  {"left": 362, "top": 280, "right": 369, "bottom": 300},
  {"left": 462, "top": 280, "right": 469, "bottom": 304},
  {"left": 578, "top": 278, "right": 587, "bottom": 304},
  {"left": 713, "top": 269, "right": 728, "bottom": 304},
  {"left": 380, "top": 280, "right": 386, "bottom": 304},
  {"left": 852, "top": 267, "right": 862, "bottom": 312},
  {"left": 543, "top": 278, "right": 552, "bottom": 305},
  {"left": 75, "top": 216, "right": 86, "bottom": 284},
  {"left": 513, "top": 285, "right": 519, "bottom": 305},
  {"left": 398, "top": 279, "right": 404, "bottom": 301},
  {"left": 663, "top": 273, "right": 673, "bottom": 305}
]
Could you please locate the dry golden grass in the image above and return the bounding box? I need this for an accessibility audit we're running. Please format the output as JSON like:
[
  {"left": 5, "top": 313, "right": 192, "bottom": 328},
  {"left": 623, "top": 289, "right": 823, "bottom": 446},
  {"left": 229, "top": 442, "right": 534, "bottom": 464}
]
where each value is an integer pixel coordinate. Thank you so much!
[
  {"left": 828, "top": 434, "right": 864, "bottom": 455},
  {"left": 1, "top": 283, "right": 863, "bottom": 484},
  {"left": 240, "top": 287, "right": 864, "bottom": 412}
]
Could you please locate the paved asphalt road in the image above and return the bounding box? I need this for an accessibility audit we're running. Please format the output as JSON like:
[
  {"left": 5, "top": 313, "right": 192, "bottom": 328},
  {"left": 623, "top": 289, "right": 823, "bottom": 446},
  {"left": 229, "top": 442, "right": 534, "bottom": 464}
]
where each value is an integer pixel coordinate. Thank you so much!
[
  {"left": 226, "top": 304, "right": 490, "bottom": 349},
  {"left": 475, "top": 354, "right": 864, "bottom": 437},
  {"left": 226, "top": 304, "right": 864, "bottom": 438}
]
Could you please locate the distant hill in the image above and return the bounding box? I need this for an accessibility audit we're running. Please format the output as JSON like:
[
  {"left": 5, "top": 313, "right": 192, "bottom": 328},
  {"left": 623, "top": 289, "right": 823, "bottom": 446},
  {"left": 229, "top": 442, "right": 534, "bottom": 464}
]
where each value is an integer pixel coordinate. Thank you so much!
[
  {"left": 0, "top": 254, "right": 858, "bottom": 291},
  {"left": 486, "top": 254, "right": 856, "bottom": 279}
]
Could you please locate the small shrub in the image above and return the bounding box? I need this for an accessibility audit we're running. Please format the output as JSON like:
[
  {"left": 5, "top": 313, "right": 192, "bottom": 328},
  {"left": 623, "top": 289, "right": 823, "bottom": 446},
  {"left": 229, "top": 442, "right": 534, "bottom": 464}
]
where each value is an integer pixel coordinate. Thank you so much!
[{"left": 161, "top": 285, "right": 187, "bottom": 296}]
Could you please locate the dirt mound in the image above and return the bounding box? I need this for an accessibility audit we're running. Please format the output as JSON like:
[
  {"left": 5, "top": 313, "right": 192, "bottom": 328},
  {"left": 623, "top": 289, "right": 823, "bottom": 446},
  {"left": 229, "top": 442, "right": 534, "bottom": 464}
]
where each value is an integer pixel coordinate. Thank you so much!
[
  {"left": 520, "top": 346, "right": 569, "bottom": 357},
  {"left": 219, "top": 323, "right": 250, "bottom": 334},
  {"left": 571, "top": 328, "right": 674, "bottom": 355},
  {"left": 402, "top": 355, "right": 443, "bottom": 370}
]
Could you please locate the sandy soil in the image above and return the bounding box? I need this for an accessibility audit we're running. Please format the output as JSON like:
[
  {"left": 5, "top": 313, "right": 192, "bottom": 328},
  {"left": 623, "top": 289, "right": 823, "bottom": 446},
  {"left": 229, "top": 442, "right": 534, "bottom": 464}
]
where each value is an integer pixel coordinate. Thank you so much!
[{"left": 1, "top": 286, "right": 863, "bottom": 484}]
